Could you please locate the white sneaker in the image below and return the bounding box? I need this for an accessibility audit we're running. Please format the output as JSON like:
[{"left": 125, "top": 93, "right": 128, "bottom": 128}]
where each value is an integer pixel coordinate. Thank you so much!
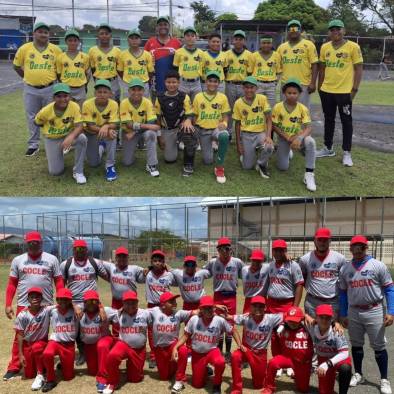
[
  {"left": 214, "top": 167, "right": 226, "bottom": 184},
  {"left": 239, "top": 155, "right": 243, "bottom": 164},
  {"left": 350, "top": 373, "right": 365, "bottom": 387},
  {"left": 316, "top": 146, "right": 336, "bottom": 158},
  {"left": 103, "top": 384, "right": 115, "bottom": 394},
  {"left": 146, "top": 164, "right": 160, "bottom": 177},
  {"left": 286, "top": 368, "right": 295, "bottom": 378},
  {"left": 304, "top": 172, "right": 316, "bottom": 192},
  {"left": 289, "top": 149, "right": 294, "bottom": 160},
  {"left": 197, "top": 143, "right": 201, "bottom": 151},
  {"left": 73, "top": 173, "right": 87, "bottom": 184},
  {"left": 342, "top": 151, "right": 353, "bottom": 166},
  {"left": 178, "top": 141, "right": 185, "bottom": 151},
  {"left": 276, "top": 368, "right": 283, "bottom": 377},
  {"left": 31, "top": 374, "right": 44, "bottom": 391},
  {"left": 381, "top": 379, "right": 392, "bottom": 394},
  {"left": 171, "top": 381, "right": 185, "bottom": 393}
]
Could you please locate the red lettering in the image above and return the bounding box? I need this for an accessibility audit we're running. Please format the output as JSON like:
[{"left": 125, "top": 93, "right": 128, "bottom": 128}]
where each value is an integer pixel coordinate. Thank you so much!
[
  {"left": 22, "top": 267, "right": 48, "bottom": 275},
  {"left": 270, "top": 277, "right": 284, "bottom": 285},
  {"left": 112, "top": 277, "right": 128, "bottom": 285},
  {"left": 311, "top": 271, "right": 335, "bottom": 279},
  {"left": 120, "top": 326, "right": 144, "bottom": 334},
  {"left": 81, "top": 326, "right": 101, "bottom": 335},
  {"left": 157, "top": 324, "right": 177, "bottom": 333},
  {"left": 285, "top": 340, "right": 308, "bottom": 350},
  {"left": 26, "top": 323, "right": 43, "bottom": 332},
  {"left": 194, "top": 333, "right": 217, "bottom": 343},
  {"left": 182, "top": 284, "right": 202, "bottom": 292},
  {"left": 215, "top": 274, "right": 233, "bottom": 281},
  {"left": 149, "top": 284, "right": 168, "bottom": 292},
  {"left": 54, "top": 325, "right": 75, "bottom": 333},
  {"left": 245, "top": 330, "right": 266, "bottom": 341},
  {"left": 349, "top": 279, "right": 373, "bottom": 288}
]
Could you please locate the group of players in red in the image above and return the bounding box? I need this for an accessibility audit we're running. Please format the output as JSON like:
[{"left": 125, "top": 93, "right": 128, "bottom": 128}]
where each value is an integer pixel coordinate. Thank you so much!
[{"left": 3, "top": 229, "right": 394, "bottom": 394}]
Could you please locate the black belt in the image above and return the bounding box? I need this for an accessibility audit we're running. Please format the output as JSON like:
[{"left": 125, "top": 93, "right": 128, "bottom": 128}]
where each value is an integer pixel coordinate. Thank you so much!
[
  {"left": 227, "top": 80, "right": 242, "bottom": 85},
  {"left": 258, "top": 80, "right": 277, "bottom": 84},
  {"left": 308, "top": 294, "right": 337, "bottom": 302},
  {"left": 352, "top": 301, "right": 381, "bottom": 310},
  {"left": 181, "top": 77, "right": 200, "bottom": 82},
  {"left": 27, "top": 81, "right": 54, "bottom": 89},
  {"left": 217, "top": 290, "right": 237, "bottom": 297}
]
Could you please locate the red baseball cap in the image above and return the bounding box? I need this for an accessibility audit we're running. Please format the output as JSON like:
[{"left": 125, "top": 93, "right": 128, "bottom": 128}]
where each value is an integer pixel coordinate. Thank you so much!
[
  {"left": 83, "top": 290, "right": 100, "bottom": 301},
  {"left": 217, "top": 237, "right": 231, "bottom": 247},
  {"left": 315, "top": 228, "right": 332, "bottom": 239},
  {"left": 115, "top": 246, "right": 129, "bottom": 255},
  {"left": 250, "top": 249, "right": 265, "bottom": 261},
  {"left": 122, "top": 291, "right": 138, "bottom": 301},
  {"left": 160, "top": 291, "right": 180, "bottom": 304},
  {"left": 184, "top": 255, "right": 197, "bottom": 263},
  {"left": 56, "top": 288, "right": 73, "bottom": 300},
  {"left": 151, "top": 249, "right": 165, "bottom": 258},
  {"left": 285, "top": 306, "right": 304, "bottom": 323},
  {"left": 199, "top": 295, "right": 215, "bottom": 308},
  {"left": 272, "top": 239, "right": 287, "bottom": 249},
  {"left": 250, "top": 296, "right": 266, "bottom": 305},
  {"left": 350, "top": 235, "right": 368, "bottom": 246},
  {"left": 316, "top": 304, "right": 334, "bottom": 317},
  {"left": 28, "top": 287, "right": 43, "bottom": 295},
  {"left": 73, "top": 239, "right": 87, "bottom": 248},
  {"left": 25, "top": 231, "right": 42, "bottom": 243}
]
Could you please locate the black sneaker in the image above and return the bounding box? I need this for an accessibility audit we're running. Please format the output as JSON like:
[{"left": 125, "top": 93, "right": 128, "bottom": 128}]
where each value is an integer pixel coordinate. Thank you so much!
[
  {"left": 75, "top": 352, "right": 85, "bottom": 366},
  {"left": 148, "top": 359, "right": 156, "bottom": 369},
  {"left": 212, "top": 384, "right": 221, "bottom": 394},
  {"left": 3, "top": 370, "right": 17, "bottom": 380},
  {"left": 206, "top": 365, "right": 214, "bottom": 376},
  {"left": 25, "top": 147, "right": 39, "bottom": 157},
  {"left": 255, "top": 163, "right": 270, "bottom": 179},
  {"left": 41, "top": 381, "right": 57, "bottom": 392},
  {"left": 182, "top": 165, "right": 194, "bottom": 177}
]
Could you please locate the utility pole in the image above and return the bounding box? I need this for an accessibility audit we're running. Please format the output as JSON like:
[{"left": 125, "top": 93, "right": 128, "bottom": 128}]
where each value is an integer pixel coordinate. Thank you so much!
[
  {"left": 107, "top": 0, "right": 110, "bottom": 24},
  {"left": 72, "top": 0, "right": 75, "bottom": 28},
  {"left": 169, "top": 0, "right": 173, "bottom": 35},
  {"left": 157, "top": 0, "right": 160, "bottom": 17}
]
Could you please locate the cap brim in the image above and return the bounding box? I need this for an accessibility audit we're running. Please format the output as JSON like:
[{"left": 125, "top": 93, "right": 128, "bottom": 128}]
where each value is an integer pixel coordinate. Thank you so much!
[{"left": 285, "top": 316, "right": 302, "bottom": 323}]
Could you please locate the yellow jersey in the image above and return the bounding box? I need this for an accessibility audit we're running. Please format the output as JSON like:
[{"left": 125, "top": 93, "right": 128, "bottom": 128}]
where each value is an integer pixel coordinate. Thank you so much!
[
  {"left": 35, "top": 101, "right": 82, "bottom": 139},
  {"left": 201, "top": 51, "right": 227, "bottom": 81},
  {"left": 320, "top": 40, "right": 363, "bottom": 94},
  {"left": 277, "top": 39, "right": 318, "bottom": 85},
  {"left": 192, "top": 92, "right": 230, "bottom": 129},
  {"left": 250, "top": 51, "right": 281, "bottom": 82},
  {"left": 13, "top": 42, "right": 62, "bottom": 86},
  {"left": 82, "top": 98, "right": 119, "bottom": 129},
  {"left": 272, "top": 101, "right": 311, "bottom": 137},
  {"left": 173, "top": 47, "right": 203, "bottom": 79},
  {"left": 88, "top": 46, "right": 121, "bottom": 79},
  {"left": 56, "top": 51, "right": 89, "bottom": 87},
  {"left": 120, "top": 97, "right": 157, "bottom": 128},
  {"left": 118, "top": 49, "right": 154, "bottom": 83},
  {"left": 224, "top": 49, "right": 253, "bottom": 82},
  {"left": 233, "top": 94, "right": 271, "bottom": 132}
]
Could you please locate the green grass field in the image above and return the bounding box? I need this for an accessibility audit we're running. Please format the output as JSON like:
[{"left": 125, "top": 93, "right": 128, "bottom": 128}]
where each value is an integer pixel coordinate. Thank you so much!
[{"left": 0, "top": 81, "right": 394, "bottom": 196}]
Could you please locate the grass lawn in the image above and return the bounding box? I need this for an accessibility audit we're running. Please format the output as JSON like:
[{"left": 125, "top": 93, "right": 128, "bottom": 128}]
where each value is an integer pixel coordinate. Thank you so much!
[{"left": 1, "top": 87, "right": 393, "bottom": 196}]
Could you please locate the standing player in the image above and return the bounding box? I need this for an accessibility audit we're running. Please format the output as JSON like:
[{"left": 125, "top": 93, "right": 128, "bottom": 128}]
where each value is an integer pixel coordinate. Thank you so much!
[
  {"left": 3, "top": 231, "right": 64, "bottom": 381},
  {"left": 13, "top": 22, "right": 62, "bottom": 156},
  {"left": 277, "top": 19, "right": 319, "bottom": 109},
  {"left": 56, "top": 29, "right": 90, "bottom": 107},
  {"left": 339, "top": 235, "right": 394, "bottom": 394},
  {"left": 316, "top": 19, "right": 363, "bottom": 167},
  {"left": 203, "top": 237, "right": 244, "bottom": 361}
]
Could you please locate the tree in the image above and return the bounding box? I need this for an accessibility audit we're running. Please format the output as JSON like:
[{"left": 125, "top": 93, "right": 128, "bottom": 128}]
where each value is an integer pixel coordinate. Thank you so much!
[
  {"left": 138, "top": 15, "right": 158, "bottom": 35},
  {"left": 191, "top": 1, "right": 217, "bottom": 34},
  {"left": 133, "top": 229, "right": 186, "bottom": 254},
  {"left": 351, "top": 0, "right": 393, "bottom": 34},
  {"left": 217, "top": 12, "right": 238, "bottom": 21}
]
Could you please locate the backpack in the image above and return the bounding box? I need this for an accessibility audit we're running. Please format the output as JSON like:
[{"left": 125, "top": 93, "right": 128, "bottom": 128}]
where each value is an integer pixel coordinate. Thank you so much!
[
  {"left": 157, "top": 92, "right": 186, "bottom": 129},
  {"left": 64, "top": 256, "right": 99, "bottom": 282}
]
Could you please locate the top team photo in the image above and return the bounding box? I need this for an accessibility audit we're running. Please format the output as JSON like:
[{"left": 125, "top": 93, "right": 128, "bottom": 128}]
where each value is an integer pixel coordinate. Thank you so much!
[{"left": 0, "top": 1, "right": 393, "bottom": 196}]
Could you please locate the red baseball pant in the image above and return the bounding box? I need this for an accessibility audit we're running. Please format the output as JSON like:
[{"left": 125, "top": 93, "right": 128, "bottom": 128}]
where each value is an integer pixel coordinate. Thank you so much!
[
  {"left": 21, "top": 339, "right": 47, "bottom": 378},
  {"left": 191, "top": 348, "right": 225, "bottom": 388},
  {"left": 318, "top": 356, "right": 352, "bottom": 394},
  {"left": 147, "top": 302, "right": 159, "bottom": 361},
  {"left": 231, "top": 347, "right": 267, "bottom": 393},
  {"left": 214, "top": 292, "right": 236, "bottom": 342},
  {"left": 265, "top": 355, "right": 312, "bottom": 393},
  {"left": 7, "top": 305, "right": 26, "bottom": 372},
  {"left": 155, "top": 341, "right": 188, "bottom": 381},
  {"left": 111, "top": 298, "right": 123, "bottom": 337},
  {"left": 42, "top": 340, "right": 75, "bottom": 382},
  {"left": 84, "top": 336, "right": 117, "bottom": 384},
  {"left": 106, "top": 340, "right": 146, "bottom": 386}
]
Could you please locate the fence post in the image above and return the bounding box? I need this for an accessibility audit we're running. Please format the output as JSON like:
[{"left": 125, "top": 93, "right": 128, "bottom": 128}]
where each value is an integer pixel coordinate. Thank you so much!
[{"left": 380, "top": 197, "right": 385, "bottom": 261}]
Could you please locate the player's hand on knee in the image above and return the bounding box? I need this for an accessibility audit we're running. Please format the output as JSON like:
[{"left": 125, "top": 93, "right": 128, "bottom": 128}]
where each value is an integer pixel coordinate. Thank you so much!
[
  {"left": 304, "top": 314, "right": 315, "bottom": 328},
  {"left": 5, "top": 306, "right": 14, "bottom": 319},
  {"left": 307, "top": 83, "right": 316, "bottom": 94},
  {"left": 239, "top": 344, "right": 247, "bottom": 353},
  {"left": 317, "top": 363, "right": 328, "bottom": 377},
  {"left": 172, "top": 348, "right": 178, "bottom": 362},
  {"left": 98, "top": 126, "right": 109, "bottom": 140},
  {"left": 19, "top": 353, "right": 26, "bottom": 367},
  {"left": 181, "top": 119, "right": 195, "bottom": 133},
  {"left": 333, "top": 321, "right": 344, "bottom": 335},
  {"left": 264, "top": 137, "right": 274, "bottom": 147},
  {"left": 62, "top": 135, "right": 74, "bottom": 151},
  {"left": 290, "top": 138, "right": 302, "bottom": 151},
  {"left": 384, "top": 314, "right": 394, "bottom": 327},
  {"left": 108, "top": 129, "right": 117, "bottom": 140}
]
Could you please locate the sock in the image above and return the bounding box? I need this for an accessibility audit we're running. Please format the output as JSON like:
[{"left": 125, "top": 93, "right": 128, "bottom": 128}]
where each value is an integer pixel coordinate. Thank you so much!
[
  {"left": 305, "top": 168, "right": 314, "bottom": 172},
  {"left": 218, "top": 337, "right": 224, "bottom": 353},
  {"left": 216, "top": 132, "right": 229, "bottom": 166},
  {"left": 338, "top": 363, "right": 352, "bottom": 394},
  {"left": 225, "top": 335, "right": 232, "bottom": 353},
  {"left": 351, "top": 346, "right": 364, "bottom": 375},
  {"left": 375, "top": 349, "right": 388, "bottom": 379}
]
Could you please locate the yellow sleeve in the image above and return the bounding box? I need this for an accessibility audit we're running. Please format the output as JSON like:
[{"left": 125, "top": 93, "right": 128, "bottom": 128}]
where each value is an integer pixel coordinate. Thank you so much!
[
  {"left": 271, "top": 104, "right": 280, "bottom": 124},
  {"left": 117, "top": 52, "right": 124, "bottom": 72},
  {"left": 263, "top": 97, "right": 271, "bottom": 113},
  {"left": 82, "top": 101, "right": 95, "bottom": 123},
  {"left": 184, "top": 95, "right": 192, "bottom": 115},
  {"left": 308, "top": 41, "right": 319, "bottom": 64},
  {"left": 146, "top": 100, "right": 157, "bottom": 123},
  {"left": 82, "top": 53, "right": 90, "bottom": 71},
  {"left": 173, "top": 49, "right": 181, "bottom": 67},
  {"left": 352, "top": 43, "right": 363, "bottom": 64},
  {"left": 146, "top": 51, "right": 154, "bottom": 73},
  {"left": 275, "top": 52, "right": 282, "bottom": 74},
  {"left": 13, "top": 45, "right": 25, "bottom": 67},
  {"left": 301, "top": 105, "right": 311, "bottom": 124},
  {"left": 154, "top": 99, "right": 161, "bottom": 116},
  {"left": 34, "top": 107, "right": 47, "bottom": 126},
  {"left": 72, "top": 104, "right": 83, "bottom": 124},
  {"left": 221, "top": 95, "right": 231, "bottom": 114},
  {"left": 88, "top": 48, "right": 96, "bottom": 69},
  {"left": 120, "top": 99, "right": 132, "bottom": 123},
  {"left": 232, "top": 100, "right": 242, "bottom": 121},
  {"left": 319, "top": 44, "right": 326, "bottom": 63},
  {"left": 247, "top": 52, "right": 253, "bottom": 73},
  {"left": 56, "top": 54, "right": 63, "bottom": 75},
  {"left": 109, "top": 101, "right": 120, "bottom": 123}
]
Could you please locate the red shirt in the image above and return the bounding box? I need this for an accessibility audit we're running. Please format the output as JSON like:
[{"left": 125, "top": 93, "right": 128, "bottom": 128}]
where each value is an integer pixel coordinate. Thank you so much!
[{"left": 279, "top": 325, "right": 313, "bottom": 363}]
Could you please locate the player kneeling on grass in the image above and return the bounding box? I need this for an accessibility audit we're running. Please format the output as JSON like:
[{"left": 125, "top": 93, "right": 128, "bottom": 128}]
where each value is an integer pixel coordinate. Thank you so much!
[
  {"left": 272, "top": 78, "right": 317, "bottom": 192},
  {"left": 234, "top": 76, "right": 274, "bottom": 178},
  {"left": 156, "top": 70, "right": 197, "bottom": 177},
  {"left": 262, "top": 306, "right": 313, "bottom": 394},
  {"left": 82, "top": 79, "right": 119, "bottom": 181},
  {"left": 41, "top": 288, "right": 78, "bottom": 392},
  {"left": 173, "top": 295, "right": 242, "bottom": 394},
  {"left": 192, "top": 71, "right": 231, "bottom": 184},
  {"left": 34, "top": 83, "right": 87, "bottom": 184},
  {"left": 119, "top": 78, "right": 160, "bottom": 177}
]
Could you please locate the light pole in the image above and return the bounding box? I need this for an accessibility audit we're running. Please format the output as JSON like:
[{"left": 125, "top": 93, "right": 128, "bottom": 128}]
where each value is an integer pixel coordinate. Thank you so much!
[
  {"left": 107, "top": 0, "right": 110, "bottom": 24},
  {"left": 72, "top": 0, "right": 75, "bottom": 28},
  {"left": 169, "top": 0, "right": 173, "bottom": 35}
]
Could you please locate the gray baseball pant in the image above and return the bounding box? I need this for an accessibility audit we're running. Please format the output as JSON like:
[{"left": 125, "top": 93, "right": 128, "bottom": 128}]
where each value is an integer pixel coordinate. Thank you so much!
[
  {"left": 225, "top": 82, "right": 244, "bottom": 131},
  {"left": 70, "top": 86, "right": 87, "bottom": 108},
  {"left": 304, "top": 294, "right": 339, "bottom": 318},
  {"left": 276, "top": 135, "right": 316, "bottom": 170},
  {"left": 161, "top": 128, "right": 179, "bottom": 162},
  {"left": 179, "top": 79, "right": 202, "bottom": 101},
  {"left": 240, "top": 131, "right": 274, "bottom": 169},
  {"left": 196, "top": 127, "right": 229, "bottom": 165},
  {"left": 86, "top": 133, "right": 116, "bottom": 168},
  {"left": 110, "top": 78, "right": 121, "bottom": 102},
  {"left": 281, "top": 84, "right": 311, "bottom": 110},
  {"left": 23, "top": 83, "right": 53, "bottom": 149},
  {"left": 121, "top": 130, "right": 158, "bottom": 166},
  {"left": 120, "top": 80, "right": 150, "bottom": 99},
  {"left": 257, "top": 81, "right": 277, "bottom": 108},
  {"left": 44, "top": 134, "right": 87, "bottom": 176}
]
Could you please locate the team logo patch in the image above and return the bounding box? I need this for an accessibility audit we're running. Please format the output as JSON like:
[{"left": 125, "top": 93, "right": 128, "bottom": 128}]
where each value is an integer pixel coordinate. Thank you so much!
[
  {"left": 225, "top": 266, "right": 233, "bottom": 272},
  {"left": 122, "top": 317, "right": 127, "bottom": 324},
  {"left": 35, "top": 315, "right": 42, "bottom": 322},
  {"left": 207, "top": 327, "right": 216, "bottom": 333},
  {"left": 170, "top": 316, "right": 177, "bottom": 322},
  {"left": 29, "top": 53, "right": 35, "bottom": 59},
  {"left": 288, "top": 308, "right": 297, "bottom": 316},
  {"left": 267, "top": 62, "right": 273, "bottom": 67},
  {"left": 289, "top": 116, "right": 300, "bottom": 123},
  {"left": 138, "top": 110, "right": 146, "bottom": 117},
  {"left": 127, "top": 60, "right": 132, "bottom": 66},
  {"left": 197, "top": 324, "right": 202, "bottom": 330},
  {"left": 348, "top": 272, "right": 354, "bottom": 278},
  {"left": 65, "top": 316, "right": 73, "bottom": 322},
  {"left": 311, "top": 263, "right": 317, "bottom": 269},
  {"left": 42, "top": 54, "right": 50, "bottom": 59},
  {"left": 83, "top": 266, "right": 92, "bottom": 272},
  {"left": 215, "top": 60, "right": 222, "bottom": 66},
  {"left": 102, "top": 112, "right": 111, "bottom": 120},
  {"left": 64, "top": 62, "right": 69, "bottom": 68},
  {"left": 159, "top": 278, "right": 166, "bottom": 284},
  {"left": 138, "top": 60, "right": 146, "bottom": 66},
  {"left": 97, "top": 56, "right": 102, "bottom": 62},
  {"left": 252, "top": 106, "right": 262, "bottom": 113},
  {"left": 211, "top": 103, "right": 221, "bottom": 109},
  {"left": 239, "top": 59, "right": 245, "bottom": 64},
  {"left": 259, "top": 325, "right": 269, "bottom": 332},
  {"left": 277, "top": 268, "right": 290, "bottom": 276},
  {"left": 247, "top": 321, "right": 253, "bottom": 329},
  {"left": 323, "top": 262, "right": 336, "bottom": 269},
  {"left": 74, "top": 62, "right": 83, "bottom": 68},
  {"left": 62, "top": 117, "right": 72, "bottom": 124},
  {"left": 360, "top": 270, "right": 373, "bottom": 277},
  {"left": 94, "top": 316, "right": 101, "bottom": 323},
  {"left": 159, "top": 316, "right": 164, "bottom": 322},
  {"left": 325, "top": 339, "right": 334, "bottom": 346},
  {"left": 107, "top": 56, "right": 115, "bottom": 62},
  {"left": 336, "top": 52, "right": 349, "bottom": 59},
  {"left": 296, "top": 331, "right": 307, "bottom": 339},
  {"left": 193, "top": 56, "right": 200, "bottom": 61}
]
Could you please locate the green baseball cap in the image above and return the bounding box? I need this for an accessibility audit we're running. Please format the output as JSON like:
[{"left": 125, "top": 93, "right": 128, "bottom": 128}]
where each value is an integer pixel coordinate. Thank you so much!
[
  {"left": 157, "top": 16, "right": 170, "bottom": 24},
  {"left": 65, "top": 29, "right": 80, "bottom": 40},
  {"left": 53, "top": 83, "right": 71, "bottom": 95},
  {"left": 94, "top": 79, "right": 112, "bottom": 90},
  {"left": 282, "top": 77, "right": 302, "bottom": 90},
  {"left": 128, "top": 28, "right": 141, "bottom": 37},
  {"left": 288, "top": 19, "right": 301, "bottom": 28},
  {"left": 206, "top": 70, "right": 221, "bottom": 80},
  {"left": 33, "top": 22, "right": 49, "bottom": 32},
  {"left": 128, "top": 78, "right": 145, "bottom": 89},
  {"left": 98, "top": 23, "right": 112, "bottom": 32},
  {"left": 328, "top": 19, "right": 345, "bottom": 29},
  {"left": 233, "top": 30, "right": 246, "bottom": 38},
  {"left": 184, "top": 26, "right": 197, "bottom": 35},
  {"left": 242, "top": 76, "right": 258, "bottom": 86}
]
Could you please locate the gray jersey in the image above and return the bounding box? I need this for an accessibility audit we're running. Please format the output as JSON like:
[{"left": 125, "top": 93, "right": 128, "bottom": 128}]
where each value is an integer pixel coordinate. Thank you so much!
[
  {"left": 241, "top": 264, "right": 270, "bottom": 298},
  {"left": 171, "top": 268, "right": 210, "bottom": 303},
  {"left": 267, "top": 260, "right": 304, "bottom": 299},
  {"left": 203, "top": 256, "right": 244, "bottom": 293},
  {"left": 234, "top": 313, "right": 283, "bottom": 350},
  {"left": 14, "top": 305, "right": 53, "bottom": 342},
  {"left": 147, "top": 306, "right": 191, "bottom": 347},
  {"left": 79, "top": 306, "right": 118, "bottom": 344},
  {"left": 185, "top": 314, "right": 233, "bottom": 353},
  {"left": 60, "top": 258, "right": 108, "bottom": 303},
  {"left": 310, "top": 325, "right": 348, "bottom": 358},
  {"left": 103, "top": 262, "right": 145, "bottom": 300},
  {"left": 118, "top": 308, "right": 150, "bottom": 349},
  {"left": 145, "top": 270, "right": 175, "bottom": 305},
  {"left": 9, "top": 252, "right": 61, "bottom": 307},
  {"left": 49, "top": 307, "right": 79, "bottom": 342},
  {"left": 339, "top": 257, "right": 393, "bottom": 306},
  {"left": 299, "top": 250, "right": 346, "bottom": 299}
]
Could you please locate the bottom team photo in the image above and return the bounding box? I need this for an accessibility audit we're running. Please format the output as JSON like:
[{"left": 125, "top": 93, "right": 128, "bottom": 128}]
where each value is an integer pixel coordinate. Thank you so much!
[{"left": 0, "top": 196, "right": 393, "bottom": 394}]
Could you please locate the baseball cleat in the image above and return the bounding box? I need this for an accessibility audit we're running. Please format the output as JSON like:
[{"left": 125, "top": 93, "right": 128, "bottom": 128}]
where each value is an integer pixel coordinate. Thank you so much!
[
  {"left": 146, "top": 164, "right": 160, "bottom": 177},
  {"left": 316, "top": 146, "right": 335, "bottom": 158},
  {"left": 214, "top": 166, "right": 226, "bottom": 184},
  {"left": 286, "top": 367, "right": 295, "bottom": 378},
  {"left": 41, "top": 381, "right": 58, "bottom": 392},
  {"left": 148, "top": 359, "right": 156, "bottom": 369},
  {"left": 304, "top": 172, "right": 316, "bottom": 192},
  {"left": 105, "top": 166, "right": 117, "bottom": 181},
  {"left": 256, "top": 163, "right": 270, "bottom": 179},
  {"left": 96, "top": 382, "right": 106, "bottom": 393},
  {"left": 73, "top": 173, "right": 87, "bottom": 185},
  {"left": 289, "top": 149, "right": 294, "bottom": 160},
  {"left": 381, "top": 379, "right": 392, "bottom": 394},
  {"left": 31, "top": 373, "right": 44, "bottom": 390},
  {"left": 212, "top": 384, "right": 222, "bottom": 394},
  {"left": 3, "top": 370, "right": 17, "bottom": 381},
  {"left": 25, "top": 147, "right": 39, "bottom": 157},
  {"left": 182, "top": 165, "right": 194, "bottom": 177},
  {"left": 171, "top": 381, "right": 185, "bottom": 393},
  {"left": 75, "top": 352, "right": 86, "bottom": 366},
  {"left": 342, "top": 151, "right": 353, "bottom": 166},
  {"left": 350, "top": 373, "right": 365, "bottom": 386},
  {"left": 102, "top": 384, "right": 115, "bottom": 394}
]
